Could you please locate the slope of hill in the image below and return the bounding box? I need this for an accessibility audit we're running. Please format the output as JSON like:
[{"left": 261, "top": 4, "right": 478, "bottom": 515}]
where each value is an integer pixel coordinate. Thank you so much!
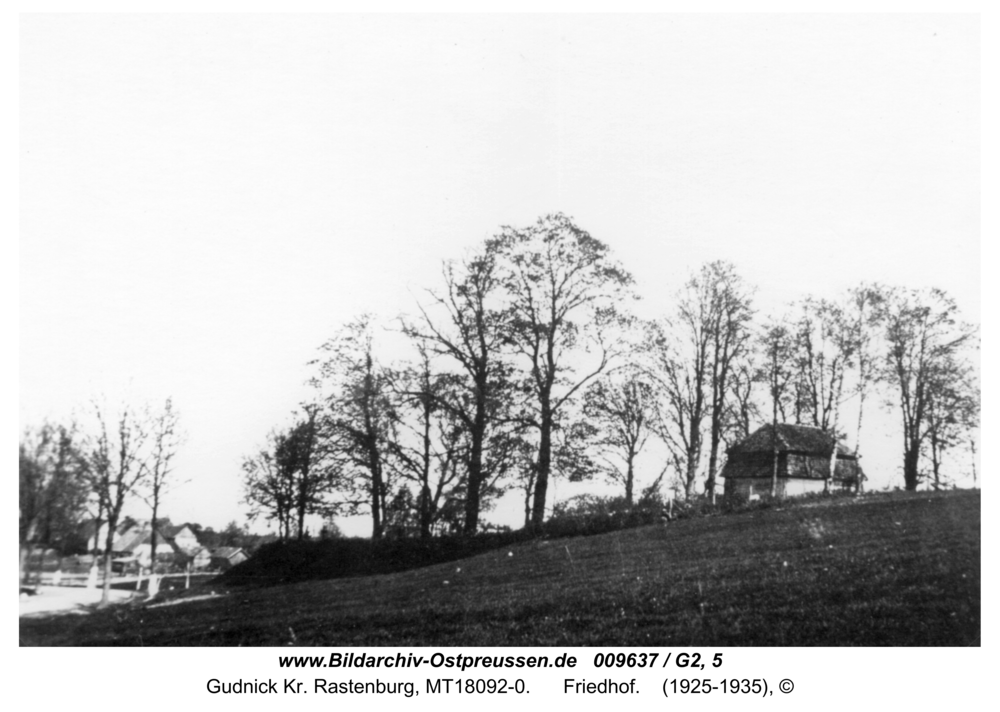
[{"left": 19, "top": 490, "right": 979, "bottom": 646}]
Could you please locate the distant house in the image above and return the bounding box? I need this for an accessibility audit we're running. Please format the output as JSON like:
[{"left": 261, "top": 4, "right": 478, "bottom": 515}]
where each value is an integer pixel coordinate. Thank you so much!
[
  {"left": 722, "top": 423, "right": 864, "bottom": 499},
  {"left": 172, "top": 544, "right": 212, "bottom": 570},
  {"left": 131, "top": 536, "right": 179, "bottom": 565},
  {"left": 167, "top": 525, "right": 201, "bottom": 556},
  {"left": 190, "top": 546, "right": 213, "bottom": 569},
  {"left": 81, "top": 519, "right": 133, "bottom": 554},
  {"left": 210, "top": 547, "right": 248, "bottom": 570},
  {"left": 80, "top": 518, "right": 211, "bottom": 568},
  {"left": 114, "top": 522, "right": 178, "bottom": 564}
]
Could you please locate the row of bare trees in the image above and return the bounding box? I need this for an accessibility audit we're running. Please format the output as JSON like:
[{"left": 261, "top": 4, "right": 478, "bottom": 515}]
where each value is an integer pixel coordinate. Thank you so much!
[
  {"left": 240, "top": 213, "right": 980, "bottom": 540},
  {"left": 752, "top": 287, "right": 978, "bottom": 493},
  {"left": 19, "top": 399, "right": 182, "bottom": 606},
  {"left": 243, "top": 214, "right": 634, "bottom": 538}
]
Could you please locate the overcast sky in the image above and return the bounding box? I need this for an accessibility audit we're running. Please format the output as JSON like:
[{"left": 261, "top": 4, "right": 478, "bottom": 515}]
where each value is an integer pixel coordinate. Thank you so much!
[{"left": 20, "top": 14, "right": 979, "bottom": 535}]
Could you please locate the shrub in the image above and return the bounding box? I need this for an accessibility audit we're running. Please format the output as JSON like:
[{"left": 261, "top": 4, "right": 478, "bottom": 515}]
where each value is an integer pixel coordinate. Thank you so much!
[{"left": 542, "top": 494, "right": 666, "bottom": 538}]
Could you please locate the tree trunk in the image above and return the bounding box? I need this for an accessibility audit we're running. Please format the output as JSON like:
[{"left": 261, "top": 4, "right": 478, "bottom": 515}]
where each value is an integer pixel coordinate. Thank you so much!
[
  {"left": 854, "top": 389, "right": 866, "bottom": 460},
  {"left": 370, "top": 475, "right": 383, "bottom": 539},
  {"left": 903, "top": 442, "right": 920, "bottom": 491},
  {"left": 523, "top": 474, "right": 534, "bottom": 529},
  {"left": 706, "top": 431, "right": 720, "bottom": 501},
  {"left": 419, "top": 484, "right": 432, "bottom": 539},
  {"left": 929, "top": 430, "right": 942, "bottom": 490},
  {"left": 684, "top": 422, "right": 700, "bottom": 500},
  {"left": 771, "top": 388, "right": 780, "bottom": 498},
  {"left": 685, "top": 454, "right": 699, "bottom": 499},
  {"left": 706, "top": 373, "right": 724, "bottom": 500},
  {"left": 853, "top": 390, "right": 866, "bottom": 494},
  {"left": 771, "top": 444, "right": 779, "bottom": 498},
  {"left": 419, "top": 400, "right": 433, "bottom": 538},
  {"left": 826, "top": 443, "right": 838, "bottom": 494},
  {"left": 366, "top": 430, "right": 384, "bottom": 539},
  {"left": 150, "top": 497, "right": 159, "bottom": 574},
  {"left": 101, "top": 549, "right": 113, "bottom": 606},
  {"left": 93, "top": 500, "right": 105, "bottom": 556},
  {"left": 625, "top": 456, "right": 634, "bottom": 507},
  {"left": 531, "top": 404, "right": 553, "bottom": 529},
  {"left": 99, "top": 513, "right": 117, "bottom": 607},
  {"left": 970, "top": 437, "right": 977, "bottom": 487},
  {"left": 463, "top": 400, "right": 487, "bottom": 534},
  {"left": 826, "top": 408, "right": 841, "bottom": 494}
]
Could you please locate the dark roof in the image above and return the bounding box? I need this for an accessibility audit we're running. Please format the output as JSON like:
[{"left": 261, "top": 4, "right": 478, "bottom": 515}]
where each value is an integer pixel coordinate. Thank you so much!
[
  {"left": 113, "top": 527, "right": 145, "bottom": 553},
  {"left": 113, "top": 522, "right": 182, "bottom": 553},
  {"left": 211, "top": 547, "right": 245, "bottom": 560},
  {"left": 729, "top": 424, "right": 856, "bottom": 458},
  {"left": 78, "top": 518, "right": 100, "bottom": 539},
  {"left": 160, "top": 523, "right": 185, "bottom": 538}
]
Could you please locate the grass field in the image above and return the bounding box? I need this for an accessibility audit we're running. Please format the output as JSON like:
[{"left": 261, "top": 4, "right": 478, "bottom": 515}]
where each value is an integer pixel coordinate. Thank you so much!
[{"left": 19, "top": 489, "right": 979, "bottom": 646}]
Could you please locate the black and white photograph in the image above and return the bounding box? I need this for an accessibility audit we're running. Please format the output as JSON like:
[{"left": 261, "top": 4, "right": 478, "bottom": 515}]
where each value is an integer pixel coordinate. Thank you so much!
[{"left": 19, "top": 9, "right": 981, "bottom": 671}]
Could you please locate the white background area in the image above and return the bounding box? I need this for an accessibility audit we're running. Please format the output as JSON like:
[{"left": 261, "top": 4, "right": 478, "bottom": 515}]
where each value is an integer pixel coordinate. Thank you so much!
[{"left": 20, "top": 13, "right": 980, "bottom": 535}]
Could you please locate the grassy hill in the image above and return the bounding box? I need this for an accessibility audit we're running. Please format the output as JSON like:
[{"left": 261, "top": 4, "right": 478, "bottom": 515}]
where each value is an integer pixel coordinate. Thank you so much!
[{"left": 19, "top": 489, "right": 979, "bottom": 646}]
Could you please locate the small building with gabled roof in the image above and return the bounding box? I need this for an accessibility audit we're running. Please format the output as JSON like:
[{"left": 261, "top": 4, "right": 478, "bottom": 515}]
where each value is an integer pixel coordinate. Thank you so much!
[
  {"left": 210, "top": 547, "right": 248, "bottom": 570},
  {"left": 722, "top": 423, "right": 863, "bottom": 499},
  {"left": 113, "top": 521, "right": 178, "bottom": 564}
]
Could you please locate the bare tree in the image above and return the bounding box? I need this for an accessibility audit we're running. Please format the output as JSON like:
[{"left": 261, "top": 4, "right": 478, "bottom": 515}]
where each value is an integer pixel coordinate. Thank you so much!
[
  {"left": 721, "top": 353, "right": 760, "bottom": 450},
  {"left": 492, "top": 213, "right": 635, "bottom": 527},
  {"left": 275, "top": 407, "right": 342, "bottom": 540},
  {"left": 86, "top": 401, "right": 150, "bottom": 606},
  {"left": 403, "top": 247, "right": 515, "bottom": 533},
  {"left": 243, "top": 410, "right": 339, "bottom": 542},
  {"left": 143, "top": 398, "right": 182, "bottom": 571},
  {"left": 581, "top": 369, "right": 657, "bottom": 505},
  {"left": 700, "top": 263, "right": 755, "bottom": 500},
  {"left": 790, "top": 297, "right": 862, "bottom": 490},
  {"left": 313, "top": 316, "right": 395, "bottom": 538},
  {"left": 845, "top": 284, "right": 885, "bottom": 492},
  {"left": 652, "top": 262, "right": 753, "bottom": 500},
  {"left": 242, "top": 435, "right": 295, "bottom": 540},
  {"left": 876, "top": 287, "right": 977, "bottom": 491},
  {"left": 384, "top": 350, "right": 467, "bottom": 537},
  {"left": 924, "top": 355, "right": 979, "bottom": 489},
  {"left": 758, "top": 318, "right": 797, "bottom": 497},
  {"left": 646, "top": 318, "right": 707, "bottom": 500}
]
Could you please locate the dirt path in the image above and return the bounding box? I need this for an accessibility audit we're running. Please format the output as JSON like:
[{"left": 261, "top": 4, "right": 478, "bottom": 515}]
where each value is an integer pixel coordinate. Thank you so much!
[{"left": 19, "top": 586, "right": 134, "bottom": 618}]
